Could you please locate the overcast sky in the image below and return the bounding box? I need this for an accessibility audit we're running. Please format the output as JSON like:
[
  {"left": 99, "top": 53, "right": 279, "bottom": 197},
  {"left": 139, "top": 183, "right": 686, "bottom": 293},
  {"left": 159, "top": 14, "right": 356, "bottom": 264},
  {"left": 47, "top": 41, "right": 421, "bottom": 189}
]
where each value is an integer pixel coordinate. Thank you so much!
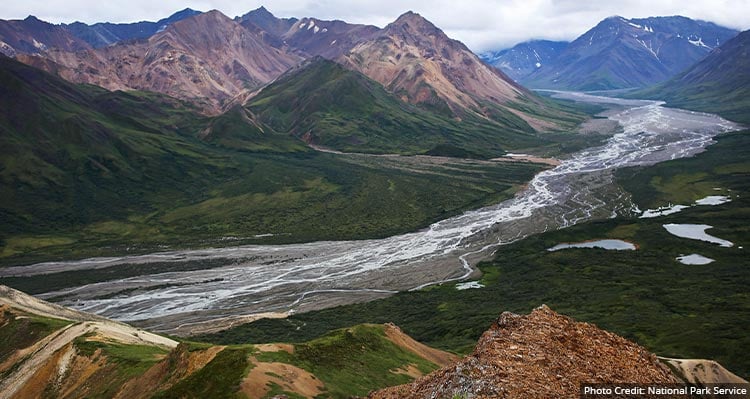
[{"left": 4, "top": 0, "right": 749, "bottom": 51}]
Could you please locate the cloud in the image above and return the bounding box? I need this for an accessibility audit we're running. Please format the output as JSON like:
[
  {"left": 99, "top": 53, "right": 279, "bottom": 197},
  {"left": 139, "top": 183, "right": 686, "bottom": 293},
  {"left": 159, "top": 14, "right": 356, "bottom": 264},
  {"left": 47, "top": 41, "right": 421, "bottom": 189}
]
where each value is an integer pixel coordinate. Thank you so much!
[{"left": 2, "top": 0, "right": 749, "bottom": 51}]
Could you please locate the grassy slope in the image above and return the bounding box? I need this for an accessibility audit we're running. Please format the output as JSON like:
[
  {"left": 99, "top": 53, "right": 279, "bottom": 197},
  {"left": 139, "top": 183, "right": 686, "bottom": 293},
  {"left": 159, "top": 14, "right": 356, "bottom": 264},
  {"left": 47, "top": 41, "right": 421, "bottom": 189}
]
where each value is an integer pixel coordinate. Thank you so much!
[
  {"left": 0, "top": 56, "right": 555, "bottom": 267},
  {"left": 254, "top": 324, "right": 440, "bottom": 398},
  {"left": 0, "top": 307, "right": 71, "bottom": 369},
  {"left": 632, "top": 30, "right": 750, "bottom": 125},
  {"left": 153, "top": 346, "right": 252, "bottom": 399},
  {"left": 198, "top": 131, "right": 750, "bottom": 378}
]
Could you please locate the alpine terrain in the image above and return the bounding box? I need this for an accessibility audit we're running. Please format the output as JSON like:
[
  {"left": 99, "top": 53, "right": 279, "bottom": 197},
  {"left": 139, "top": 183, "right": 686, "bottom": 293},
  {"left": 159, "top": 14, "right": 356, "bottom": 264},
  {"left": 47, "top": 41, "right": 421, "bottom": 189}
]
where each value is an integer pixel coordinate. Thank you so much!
[
  {"left": 523, "top": 16, "right": 738, "bottom": 90},
  {"left": 0, "top": 3, "right": 749, "bottom": 398}
]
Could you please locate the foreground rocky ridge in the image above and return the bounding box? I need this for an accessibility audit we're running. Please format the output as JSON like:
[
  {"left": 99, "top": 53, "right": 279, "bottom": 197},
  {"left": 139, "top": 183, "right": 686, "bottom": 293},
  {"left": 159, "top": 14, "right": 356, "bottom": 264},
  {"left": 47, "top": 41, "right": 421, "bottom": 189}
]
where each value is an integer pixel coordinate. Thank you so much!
[
  {"left": 1, "top": 285, "right": 745, "bottom": 398},
  {"left": 370, "top": 305, "right": 680, "bottom": 398}
]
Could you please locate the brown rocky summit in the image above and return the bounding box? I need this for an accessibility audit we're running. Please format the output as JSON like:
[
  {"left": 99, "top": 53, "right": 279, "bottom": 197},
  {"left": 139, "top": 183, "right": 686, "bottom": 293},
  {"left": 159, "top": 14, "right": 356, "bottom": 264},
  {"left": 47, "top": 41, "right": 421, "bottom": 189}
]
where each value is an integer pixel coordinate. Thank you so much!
[{"left": 369, "top": 305, "right": 678, "bottom": 398}]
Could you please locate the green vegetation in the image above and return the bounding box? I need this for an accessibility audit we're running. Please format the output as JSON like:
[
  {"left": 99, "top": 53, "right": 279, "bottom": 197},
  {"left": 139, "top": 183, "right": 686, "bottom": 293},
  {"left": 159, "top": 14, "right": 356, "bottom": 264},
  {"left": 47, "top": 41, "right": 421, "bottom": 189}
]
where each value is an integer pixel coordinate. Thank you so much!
[
  {"left": 74, "top": 335, "right": 168, "bottom": 377},
  {"left": 199, "top": 131, "right": 750, "bottom": 378},
  {"left": 0, "top": 309, "right": 70, "bottom": 366},
  {"left": 0, "top": 52, "right": 609, "bottom": 268},
  {"left": 0, "top": 56, "right": 557, "bottom": 267},
  {"left": 153, "top": 346, "right": 251, "bottom": 399},
  {"left": 63, "top": 334, "right": 170, "bottom": 398},
  {"left": 255, "top": 324, "right": 439, "bottom": 398},
  {"left": 247, "top": 58, "right": 590, "bottom": 157},
  {"left": 632, "top": 31, "right": 750, "bottom": 124}
]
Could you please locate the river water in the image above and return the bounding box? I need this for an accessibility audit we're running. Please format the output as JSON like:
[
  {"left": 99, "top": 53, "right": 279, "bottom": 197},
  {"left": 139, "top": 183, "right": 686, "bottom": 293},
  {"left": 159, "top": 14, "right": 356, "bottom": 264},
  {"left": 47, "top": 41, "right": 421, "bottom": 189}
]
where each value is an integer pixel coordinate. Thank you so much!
[{"left": 4, "top": 93, "right": 741, "bottom": 334}]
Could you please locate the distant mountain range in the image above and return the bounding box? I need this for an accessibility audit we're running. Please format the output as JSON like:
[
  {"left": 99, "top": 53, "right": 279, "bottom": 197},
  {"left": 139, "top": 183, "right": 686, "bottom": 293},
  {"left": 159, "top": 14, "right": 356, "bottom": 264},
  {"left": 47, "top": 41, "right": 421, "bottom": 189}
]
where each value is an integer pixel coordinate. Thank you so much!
[
  {"left": 521, "top": 16, "right": 738, "bottom": 90},
  {"left": 481, "top": 16, "right": 738, "bottom": 91},
  {"left": 480, "top": 40, "right": 568, "bottom": 81},
  {"left": 635, "top": 29, "right": 750, "bottom": 124},
  {"left": 63, "top": 8, "right": 202, "bottom": 48}
]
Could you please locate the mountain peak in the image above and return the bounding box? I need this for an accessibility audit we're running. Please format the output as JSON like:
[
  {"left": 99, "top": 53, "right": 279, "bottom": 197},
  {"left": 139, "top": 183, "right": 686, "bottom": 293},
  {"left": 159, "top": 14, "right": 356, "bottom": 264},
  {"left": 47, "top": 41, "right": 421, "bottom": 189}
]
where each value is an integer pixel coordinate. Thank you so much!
[
  {"left": 246, "top": 5, "right": 274, "bottom": 18},
  {"left": 167, "top": 8, "right": 202, "bottom": 19},
  {"left": 386, "top": 11, "right": 444, "bottom": 40},
  {"left": 393, "top": 10, "right": 432, "bottom": 25},
  {"left": 23, "top": 15, "right": 45, "bottom": 24}
]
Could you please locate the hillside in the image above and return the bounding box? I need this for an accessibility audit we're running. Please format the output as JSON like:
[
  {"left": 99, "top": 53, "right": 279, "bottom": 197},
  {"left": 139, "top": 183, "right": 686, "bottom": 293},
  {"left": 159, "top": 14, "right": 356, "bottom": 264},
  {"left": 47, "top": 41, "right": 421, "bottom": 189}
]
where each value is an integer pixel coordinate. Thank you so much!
[
  {"left": 244, "top": 57, "right": 575, "bottom": 156},
  {"left": 634, "top": 29, "right": 750, "bottom": 124},
  {"left": 523, "top": 16, "right": 737, "bottom": 90}
]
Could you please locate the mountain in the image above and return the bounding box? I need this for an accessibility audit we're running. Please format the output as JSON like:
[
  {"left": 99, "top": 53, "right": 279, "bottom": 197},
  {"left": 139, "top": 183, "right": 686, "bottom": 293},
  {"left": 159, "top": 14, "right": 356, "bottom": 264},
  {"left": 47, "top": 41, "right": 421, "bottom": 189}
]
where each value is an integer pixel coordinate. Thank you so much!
[
  {"left": 62, "top": 8, "right": 202, "bottom": 48},
  {"left": 523, "top": 16, "right": 738, "bottom": 90},
  {"left": 337, "top": 11, "right": 565, "bottom": 130},
  {"left": 17, "top": 10, "right": 302, "bottom": 113},
  {"left": 633, "top": 29, "right": 750, "bottom": 124},
  {"left": 369, "top": 305, "right": 680, "bottom": 398},
  {"left": 10, "top": 9, "right": 582, "bottom": 132},
  {"left": 237, "top": 6, "right": 298, "bottom": 38},
  {"left": 243, "top": 57, "right": 561, "bottom": 155},
  {"left": 480, "top": 40, "right": 569, "bottom": 81},
  {"left": 0, "top": 16, "right": 90, "bottom": 57}
]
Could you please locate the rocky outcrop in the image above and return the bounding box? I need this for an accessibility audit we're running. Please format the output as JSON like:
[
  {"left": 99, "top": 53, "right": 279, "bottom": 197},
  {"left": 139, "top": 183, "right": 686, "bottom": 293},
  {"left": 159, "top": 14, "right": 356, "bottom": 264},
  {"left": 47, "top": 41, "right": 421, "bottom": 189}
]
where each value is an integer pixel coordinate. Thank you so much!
[{"left": 369, "top": 305, "right": 679, "bottom": 398}]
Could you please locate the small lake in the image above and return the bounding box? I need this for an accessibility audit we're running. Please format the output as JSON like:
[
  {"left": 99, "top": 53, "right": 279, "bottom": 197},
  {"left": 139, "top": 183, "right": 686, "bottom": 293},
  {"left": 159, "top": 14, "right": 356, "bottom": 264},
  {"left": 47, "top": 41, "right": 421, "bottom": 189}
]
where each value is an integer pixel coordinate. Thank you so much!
[
  {"left": 547, "top": 239, "right": 636, "bottom": 251},
  {"left": 663, "top": 224, "right": 734, "bottom": 247},
  {"left": 676, "top": 254, "right": 715, "bottom": 265}
]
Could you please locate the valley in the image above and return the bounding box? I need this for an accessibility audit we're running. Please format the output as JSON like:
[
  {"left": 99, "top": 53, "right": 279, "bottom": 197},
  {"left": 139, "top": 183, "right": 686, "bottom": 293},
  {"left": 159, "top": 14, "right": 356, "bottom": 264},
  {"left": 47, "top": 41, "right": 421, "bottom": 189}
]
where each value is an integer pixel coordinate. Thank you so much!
[
  {"left": 1, "top": 3, "right": 749, "bottom": 396},
  {"left": 1, "top": 93, "right": 739, "bottom": 337}
]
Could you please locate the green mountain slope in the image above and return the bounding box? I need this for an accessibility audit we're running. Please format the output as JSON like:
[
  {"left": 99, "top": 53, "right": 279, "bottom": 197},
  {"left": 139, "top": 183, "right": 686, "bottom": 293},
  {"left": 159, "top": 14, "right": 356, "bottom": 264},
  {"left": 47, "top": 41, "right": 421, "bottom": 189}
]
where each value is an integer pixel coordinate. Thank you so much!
[
  {"left": 634, "top": 29, "right": 750, "bottom": 124},
  {"left": 246, "top": 57, "right": 587, "bottom": 157}
]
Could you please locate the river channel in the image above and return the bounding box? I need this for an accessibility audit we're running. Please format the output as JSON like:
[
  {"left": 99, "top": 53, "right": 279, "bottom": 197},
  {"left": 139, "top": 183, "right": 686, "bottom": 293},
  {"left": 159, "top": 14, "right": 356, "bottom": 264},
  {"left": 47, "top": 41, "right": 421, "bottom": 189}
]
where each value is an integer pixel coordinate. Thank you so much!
[{"left": 3, "top": 93, "right": 741, "bottom": 334}]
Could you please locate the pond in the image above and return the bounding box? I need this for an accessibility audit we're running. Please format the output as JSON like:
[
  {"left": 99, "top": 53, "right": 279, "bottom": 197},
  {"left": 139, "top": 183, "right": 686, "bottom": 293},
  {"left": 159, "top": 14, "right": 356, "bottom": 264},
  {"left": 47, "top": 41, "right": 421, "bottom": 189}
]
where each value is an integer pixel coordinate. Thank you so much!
[{"left": 547, "top": 239, "right": 636, "bottom": 251}]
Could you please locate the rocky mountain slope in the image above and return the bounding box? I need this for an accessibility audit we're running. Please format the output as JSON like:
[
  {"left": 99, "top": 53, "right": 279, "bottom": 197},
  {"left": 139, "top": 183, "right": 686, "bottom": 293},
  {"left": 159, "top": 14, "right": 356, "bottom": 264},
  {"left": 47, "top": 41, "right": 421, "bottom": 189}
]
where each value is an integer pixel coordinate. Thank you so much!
[
  {"left": 338, "top": 12, "right": 542, "bottom": 122},
  {"left": 0, "top": 285, "right": 456, "bottom": 398},
  {"left": 634, "top": 29, "right": 750, "bottom": 124},
  {"left": 369, "top": 305, "right": 680, "bottom": 398},
  {"left": 4, "top": 287, "right": 743, "bottom": 398},
  {"left": 239, "top": 7, "right": 380, "bottom": 59},
  {"left": 16, "top": 10, "right": 302, "bottom": 113},
  {"left": 0, "top": 16, "right": 90, "bottom": 57},
  {"left": 0, "top": 286, "right": 177, "bottom": 399},
  {"left": 523, "top": 16, "right": 738, "bottom": 90},
  {"left": 481, "top": 40, "right": 569, "bottom": 81}
]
